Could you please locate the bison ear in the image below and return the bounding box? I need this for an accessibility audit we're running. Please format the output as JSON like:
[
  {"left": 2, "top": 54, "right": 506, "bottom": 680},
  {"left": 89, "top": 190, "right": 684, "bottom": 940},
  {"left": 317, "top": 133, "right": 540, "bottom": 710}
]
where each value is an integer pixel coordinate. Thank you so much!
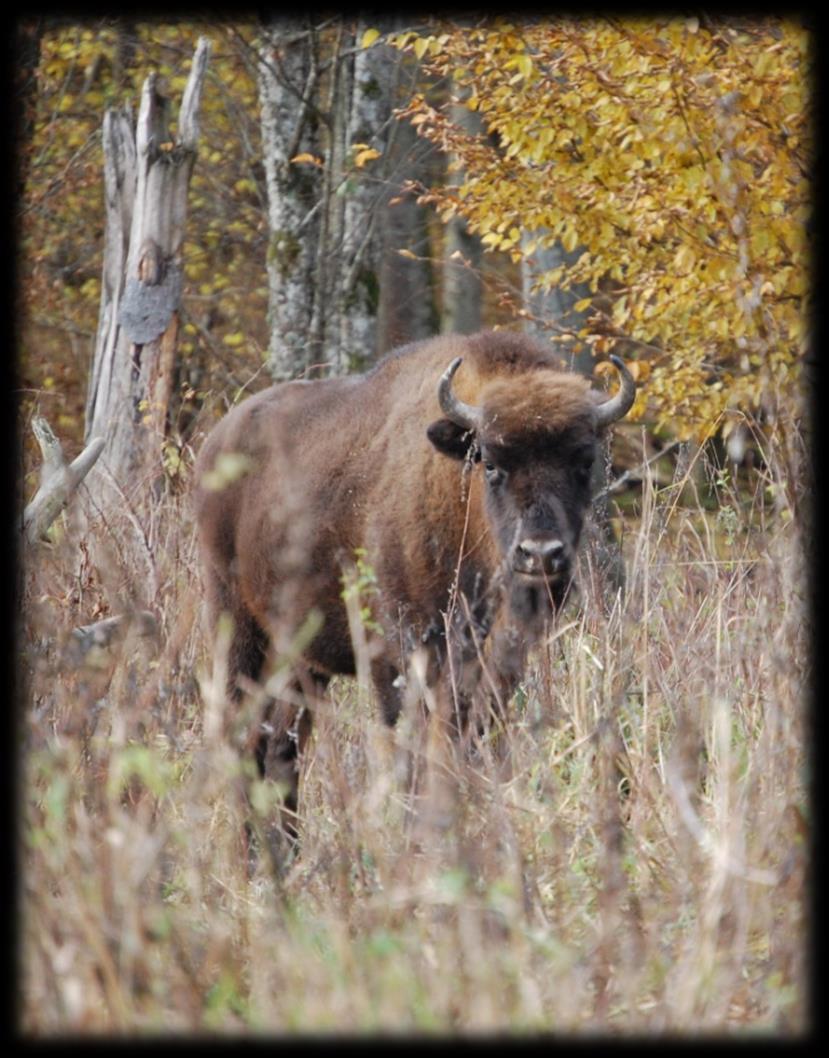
[{"left": 427, "top": 419, "right": 475, "bottom": 460}]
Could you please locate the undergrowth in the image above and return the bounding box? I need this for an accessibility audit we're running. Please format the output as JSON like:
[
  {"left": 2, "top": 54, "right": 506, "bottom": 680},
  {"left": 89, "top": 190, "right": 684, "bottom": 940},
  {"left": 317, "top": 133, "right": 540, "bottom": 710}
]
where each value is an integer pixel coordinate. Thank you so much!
[{"left": 20, "top": 426, "right": 810, "bottom": 1036}]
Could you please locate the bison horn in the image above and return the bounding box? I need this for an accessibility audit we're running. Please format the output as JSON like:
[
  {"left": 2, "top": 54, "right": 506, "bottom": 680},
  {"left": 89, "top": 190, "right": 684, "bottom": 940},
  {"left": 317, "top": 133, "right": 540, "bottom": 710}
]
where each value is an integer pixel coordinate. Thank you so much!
[
  {"left": 594, "top": 355, "right": 636, "bottom": 427},
  {"left": 438, "top": 357, "right": 484, "bottom": 433}
]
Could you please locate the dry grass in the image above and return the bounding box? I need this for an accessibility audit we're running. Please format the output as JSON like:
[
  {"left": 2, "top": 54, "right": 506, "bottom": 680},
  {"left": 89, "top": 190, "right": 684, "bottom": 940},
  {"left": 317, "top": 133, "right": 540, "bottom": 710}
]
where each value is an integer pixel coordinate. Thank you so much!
[{"left": 20, "top": 427, "right": 810, "bottom": 1037}]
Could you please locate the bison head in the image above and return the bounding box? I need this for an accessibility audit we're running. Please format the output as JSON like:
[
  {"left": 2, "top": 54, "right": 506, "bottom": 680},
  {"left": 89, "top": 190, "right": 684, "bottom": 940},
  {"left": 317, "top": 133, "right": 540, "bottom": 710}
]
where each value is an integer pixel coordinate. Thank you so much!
[{"left": 427, "top": 355, "right": 635, "bottom": 616}]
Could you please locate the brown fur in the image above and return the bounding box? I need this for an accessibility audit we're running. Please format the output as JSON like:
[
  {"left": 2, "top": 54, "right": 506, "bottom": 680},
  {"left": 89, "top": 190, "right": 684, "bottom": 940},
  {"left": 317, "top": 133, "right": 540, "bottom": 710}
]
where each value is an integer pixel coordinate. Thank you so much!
[
  {"left": 480, "top": 371, "right": 593, "bottom": 444},
  {"left": 193, "top": 329, "right": 626, "bottom": 834}
]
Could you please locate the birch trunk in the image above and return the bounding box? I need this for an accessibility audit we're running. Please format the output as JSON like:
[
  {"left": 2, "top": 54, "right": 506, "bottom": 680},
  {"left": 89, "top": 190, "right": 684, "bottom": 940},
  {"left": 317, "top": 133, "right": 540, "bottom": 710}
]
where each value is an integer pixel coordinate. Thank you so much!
[
  {"left": 258, "top": 19, "right": 323, "bottom": 381},
  {"left": 85, "top": 37, "right": 210, "bottom": 506},
  {"left": 332, "top": 24, "right": 396, "bottom": 373},
  {"left": 312, "top": 22, "right": 348, "bottom": 372}
]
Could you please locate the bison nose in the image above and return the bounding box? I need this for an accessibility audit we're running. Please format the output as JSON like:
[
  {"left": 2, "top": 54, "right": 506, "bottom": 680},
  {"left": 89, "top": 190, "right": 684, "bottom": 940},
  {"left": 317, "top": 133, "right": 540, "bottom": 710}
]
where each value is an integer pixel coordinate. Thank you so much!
[{"left": 514, "top": 537, "right": 567, "bottom": 576}]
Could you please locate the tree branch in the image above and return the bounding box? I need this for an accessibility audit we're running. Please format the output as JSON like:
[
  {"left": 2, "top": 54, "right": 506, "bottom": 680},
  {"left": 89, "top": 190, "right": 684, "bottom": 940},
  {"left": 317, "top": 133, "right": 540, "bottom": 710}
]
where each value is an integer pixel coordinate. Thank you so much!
[
  {"left": 66, "top": 610, "right": 158, "bottom": 666},
  {"left": 23, "top": 417, "right": 105, "bottom": 545}
]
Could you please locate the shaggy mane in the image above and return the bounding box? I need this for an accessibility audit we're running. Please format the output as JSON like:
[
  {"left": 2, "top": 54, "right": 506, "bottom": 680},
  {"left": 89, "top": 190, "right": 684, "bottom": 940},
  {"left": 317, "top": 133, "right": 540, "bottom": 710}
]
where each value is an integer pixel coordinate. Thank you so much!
[{"left": 479, "top": 370, "right": 593, "bottom": 442}]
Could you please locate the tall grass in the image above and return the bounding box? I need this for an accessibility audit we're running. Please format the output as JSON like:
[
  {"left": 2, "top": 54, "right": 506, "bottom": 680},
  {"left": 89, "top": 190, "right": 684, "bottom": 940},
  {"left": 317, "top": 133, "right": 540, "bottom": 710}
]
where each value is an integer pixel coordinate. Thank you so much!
[{"left": 20, "top": 427, "right": 809, "bottom": 1036}]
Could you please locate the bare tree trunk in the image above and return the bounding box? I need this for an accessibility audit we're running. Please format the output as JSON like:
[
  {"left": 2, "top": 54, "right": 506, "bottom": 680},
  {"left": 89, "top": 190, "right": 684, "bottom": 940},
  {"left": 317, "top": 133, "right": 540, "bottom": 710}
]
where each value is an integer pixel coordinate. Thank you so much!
[
  {"left": 258, "top": 19, "right": 323, "bottom": 381},
  {"left": 258, "top": 19, "right": 435, "bottom": 374},
  {"left": 85, "top": 37, "right": 210, "bottom": 506},
  {"left": 377, "top": 113, "right": 438, "bottom": 352},
  {"left": 255, "top": 18, "right": 443, "bottom": 374},
  {"left": 521, "top": 236, "right": 593, "bottom": 373},
  {"left": 331, "top": 23, "right": 397, "bottom": 373},
  {"left": 309, "top": 22, "right": 347, "bottom": 371},
  {"left": 442, "top": 95, "right": 482, "bottom": 335}
]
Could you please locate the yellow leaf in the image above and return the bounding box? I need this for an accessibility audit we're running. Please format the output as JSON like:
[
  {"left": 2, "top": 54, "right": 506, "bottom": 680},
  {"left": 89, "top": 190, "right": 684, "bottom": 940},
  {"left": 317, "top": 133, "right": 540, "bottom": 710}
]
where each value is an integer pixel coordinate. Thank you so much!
[
  {"left": 747, "top": 84, "right": 763, "bottom": 108},
  {"left": 290, "top": 153, "right": 323, "bottom": 167},
  {"left": 628, "top": 360, "right": 651, "bottom": 381},
  {"left": 354, "top": 147, "right": 381, "bottom": 168},
  {"left": 397, "top": 248, "right": 417, "bottom": 259},
  {"left": 561, "top": 227, "right": 578, "bottom": 253},
  {"left": 516, "top": 53, "right": 533, "bottom": 80},
  {"left": 592, "top": 337, "right": 611, "bottom": 355},
  {"left": 414, "top": 37, "right": 430, "bottom": 60},
  {"left": 673, "top": 244, "right": 696, "bottom": 273},
  {"left": 753, "top": 50, "right": 775, "bottom": 78},
  {"left": 361, "top": 28, "right": 381, "bottom": 48}
]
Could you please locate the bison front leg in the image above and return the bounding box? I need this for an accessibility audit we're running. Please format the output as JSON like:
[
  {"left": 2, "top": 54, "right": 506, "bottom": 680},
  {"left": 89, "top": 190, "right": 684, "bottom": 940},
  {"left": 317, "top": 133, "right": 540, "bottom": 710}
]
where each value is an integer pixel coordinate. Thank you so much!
[
  {"left": 477, "top": 618, "right": 532, "bottom": 780},
  {"left": 201, "top": 566, "right": 270, "bottom": 703},
  {"left": 370, "top": 655, "right": 430, "bottom": 826},
  {"left": 416, "top": 618, "right": 520, "bottom": 832},
  {"left": 419, "top": 641, "right": 482, "bottom": 832},
  {"left": 370, "top": 656, "right": 405, "bottom": 727},
  {"left": 247, "top": 671, "right": 325, "bottom": 871}
]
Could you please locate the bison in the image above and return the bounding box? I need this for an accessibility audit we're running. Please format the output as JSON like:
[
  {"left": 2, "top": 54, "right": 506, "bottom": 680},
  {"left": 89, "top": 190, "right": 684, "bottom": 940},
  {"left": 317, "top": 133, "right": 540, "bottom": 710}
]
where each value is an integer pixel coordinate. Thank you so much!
[{"left": 193, "top": 329, "right": 635, "bottom": 835}]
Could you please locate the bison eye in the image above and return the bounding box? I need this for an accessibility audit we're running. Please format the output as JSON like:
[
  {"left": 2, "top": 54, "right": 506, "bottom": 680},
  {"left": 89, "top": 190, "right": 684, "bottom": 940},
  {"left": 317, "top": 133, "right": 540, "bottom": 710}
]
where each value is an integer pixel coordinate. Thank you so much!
[{"left": 484, "top": 462, "right": 505, "bottom": 486}]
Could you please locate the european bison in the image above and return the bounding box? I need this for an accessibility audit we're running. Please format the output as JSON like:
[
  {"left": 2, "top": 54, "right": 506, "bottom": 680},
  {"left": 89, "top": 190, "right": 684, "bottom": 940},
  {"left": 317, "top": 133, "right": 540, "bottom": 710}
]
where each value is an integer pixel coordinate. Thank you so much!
[{"left": 193, "top": 330, "right": 635, "bottom": 832}]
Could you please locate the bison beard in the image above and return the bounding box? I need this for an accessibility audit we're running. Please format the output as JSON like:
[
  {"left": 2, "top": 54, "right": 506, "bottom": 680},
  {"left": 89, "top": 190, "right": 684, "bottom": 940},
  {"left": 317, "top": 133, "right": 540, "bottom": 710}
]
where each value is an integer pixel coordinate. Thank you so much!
[{"left": 193, "top": 329, "right": 635, "bottom": 852}]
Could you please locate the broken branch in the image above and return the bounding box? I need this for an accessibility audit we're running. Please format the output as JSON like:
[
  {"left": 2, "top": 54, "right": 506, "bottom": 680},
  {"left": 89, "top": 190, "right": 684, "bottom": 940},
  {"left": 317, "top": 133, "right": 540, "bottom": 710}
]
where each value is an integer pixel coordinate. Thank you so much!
[{"left": 23, "top": 416, "right": 105, "bottom": 545}]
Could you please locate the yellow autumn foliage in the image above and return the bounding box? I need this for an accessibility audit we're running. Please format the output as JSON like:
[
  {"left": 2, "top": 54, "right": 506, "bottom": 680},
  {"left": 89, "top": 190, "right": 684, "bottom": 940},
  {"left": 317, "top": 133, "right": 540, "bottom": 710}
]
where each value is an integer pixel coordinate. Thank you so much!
[{"left": 388, "top": 17, "right": 811, "bottom": 440}]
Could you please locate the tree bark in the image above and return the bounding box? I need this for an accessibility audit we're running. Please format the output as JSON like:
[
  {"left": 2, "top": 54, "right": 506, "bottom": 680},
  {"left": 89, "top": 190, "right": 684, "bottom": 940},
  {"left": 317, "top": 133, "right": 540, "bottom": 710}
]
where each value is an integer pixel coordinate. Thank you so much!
[
  {"left": 258, "top": 20, "right": 437, "bottom": 374},
  {"left": 258, "top": 19, "right": 323, "bottom": 381},
  {"left": 85, "top": 37, "right": 210, "bottom": 504},
  {"left": 332, "top": 23, "right": 397, "bottom": 373},
  {"left": 521, "top": 236, "right": 593, "bottom": 373},
  {"left": 442, "top": 95, "right": 482, "bottom": 335},
  {"left": 376, "top": 113, "right": 438, "bottom": 352}
]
